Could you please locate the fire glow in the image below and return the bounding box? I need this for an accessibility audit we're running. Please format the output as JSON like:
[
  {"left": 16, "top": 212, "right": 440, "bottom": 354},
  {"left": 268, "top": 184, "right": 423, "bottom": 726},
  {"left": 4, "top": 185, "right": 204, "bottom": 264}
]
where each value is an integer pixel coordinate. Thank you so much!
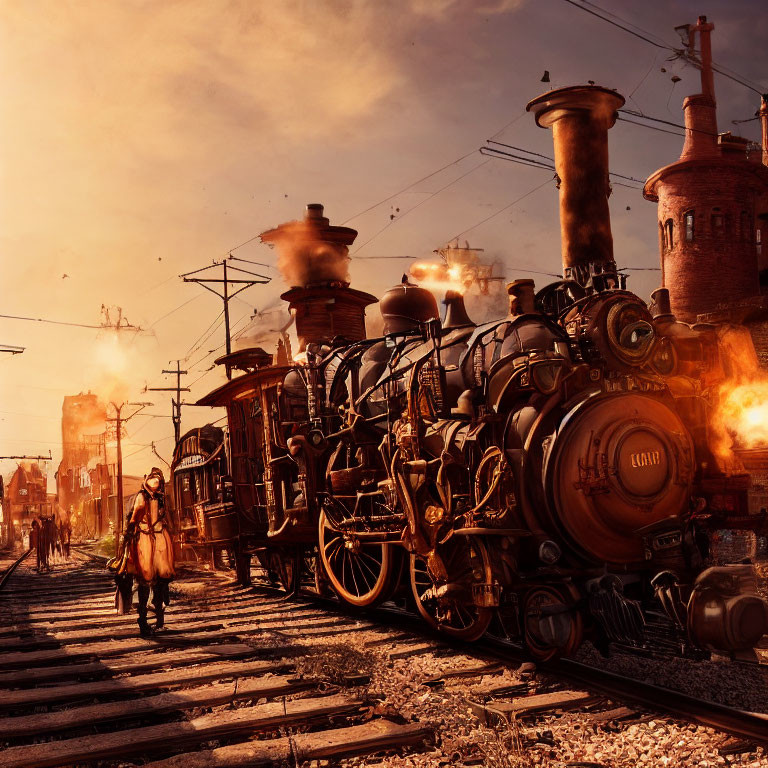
[
  {"left": 717, "top": 380, "right": 768, "bottom": 449},
  {"left": 408, "top": 261, "right": 467, "bottom": 295}
]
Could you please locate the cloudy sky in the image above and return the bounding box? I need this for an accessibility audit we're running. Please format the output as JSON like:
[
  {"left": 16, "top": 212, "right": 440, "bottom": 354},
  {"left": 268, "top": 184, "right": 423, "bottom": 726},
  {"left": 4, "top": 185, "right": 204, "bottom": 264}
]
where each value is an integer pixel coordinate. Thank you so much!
[{"left": 1, "top": 0, "right": 766, "bottom": 478}]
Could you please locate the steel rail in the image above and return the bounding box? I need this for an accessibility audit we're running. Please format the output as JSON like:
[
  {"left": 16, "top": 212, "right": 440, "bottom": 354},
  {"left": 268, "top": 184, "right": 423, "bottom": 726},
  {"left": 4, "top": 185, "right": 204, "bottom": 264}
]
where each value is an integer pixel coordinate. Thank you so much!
[
  {"left": 551, "top": 656, "right": 768, "bottom": 743},
  {"left": 238, "top": 576, "right": 768, "bottom": 744},
  {"left": 0, "top": 548, "right": 33, "bottom": 592}
]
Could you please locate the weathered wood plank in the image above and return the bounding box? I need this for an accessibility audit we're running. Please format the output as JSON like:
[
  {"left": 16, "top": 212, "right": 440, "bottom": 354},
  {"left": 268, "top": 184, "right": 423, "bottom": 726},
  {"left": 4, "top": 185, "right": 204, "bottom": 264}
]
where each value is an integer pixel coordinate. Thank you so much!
[
  {"left": 0, "top": 616, "right": 236, "bottom": 652},
  {"left": 0, "top": 674, "right": 314, "bottom": 738},
  {"left": 0, "top": 643, "right": 262, "bottom": 688},
  {"left": 0, "top": 629, "right": 267, "bottom": 669},
  {"left": 467, "top": 689, "right": 602, "bottom": 725},
  {"left": 0, "top": 694, "right": 362, "bottom": 768},
  {"left": 144, "top": 719, "right": 434, "bottom": 768},
  {"left": 0, "top": 657, "right": 292, "bottom": 710},
  {"left": 8, "top": 595, "right": 288, "bottom": 629}
]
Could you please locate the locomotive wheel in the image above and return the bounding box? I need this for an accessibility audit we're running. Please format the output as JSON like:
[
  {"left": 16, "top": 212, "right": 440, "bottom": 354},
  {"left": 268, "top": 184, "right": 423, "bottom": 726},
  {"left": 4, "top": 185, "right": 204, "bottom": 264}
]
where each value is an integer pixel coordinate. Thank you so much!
[
  {"left": 523, "top": 584, "right": 583, "bottom": 661},
  {"left": 265, "top": 546, "right": 302, "bottom": 595},
  {"left": 410, "top": 537, "right": 493, "bottom": 641},
  {"left": 318, "top": 508, "right": 401, "bottom": 608}
]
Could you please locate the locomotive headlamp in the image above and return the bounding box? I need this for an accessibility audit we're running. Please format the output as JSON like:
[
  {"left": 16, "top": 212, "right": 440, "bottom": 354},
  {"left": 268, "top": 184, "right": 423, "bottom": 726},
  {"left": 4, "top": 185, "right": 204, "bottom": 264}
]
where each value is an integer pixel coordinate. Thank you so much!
[
  {"left": 606, "top": 301, "right": 655, "bottom": 364},
  {"left": 619, "top": 321, "right": 654, "bottom": 350},
  {"left": 538, "top": 540, "right": 562, "bottom": 565},
  {"left": 308, "top": 429, "right": 325, "bottom": 448}
]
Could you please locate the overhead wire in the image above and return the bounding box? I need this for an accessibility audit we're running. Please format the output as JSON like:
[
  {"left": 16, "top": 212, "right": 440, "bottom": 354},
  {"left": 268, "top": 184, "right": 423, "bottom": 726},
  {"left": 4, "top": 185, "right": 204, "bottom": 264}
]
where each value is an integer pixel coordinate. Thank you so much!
[
  {"left": 0, "top": 313, "right": 102, "bottom": 330},
  {"left": 483, "top": 141, "right": 647, "bottom": 187},
  {"left": 146, "top": 295, "right": 201, "bottom": 330},
  {"left": 350, "top": 158, "right": 492, "bottom": 255},
  {"left": 341, "top": 149, "right": 483, "bottom": 226},
  {"left": 217, "top": 114, "right": 529, "bottom": 260},
  {"left": 451, "top": 176, "right": 555, "bottom": 241},
  {"left": 559, "top": 0, "right": 766, "bottom": 96},
  {"left": 182, "top": 311, "right": 224, "bottom": 361}
]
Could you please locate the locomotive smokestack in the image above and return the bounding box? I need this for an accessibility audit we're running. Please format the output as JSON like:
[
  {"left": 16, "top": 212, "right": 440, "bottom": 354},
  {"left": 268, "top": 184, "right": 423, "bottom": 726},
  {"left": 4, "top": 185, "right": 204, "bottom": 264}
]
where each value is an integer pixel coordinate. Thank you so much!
[
  {"left": 262, "top": 204, "right": 378, "bottom": 351},
  {"left": 526, "top": 85, "right": 625, "bottom": 287},
  {"left": 442, "top": 290, "right": 474, "bottom": 329}
]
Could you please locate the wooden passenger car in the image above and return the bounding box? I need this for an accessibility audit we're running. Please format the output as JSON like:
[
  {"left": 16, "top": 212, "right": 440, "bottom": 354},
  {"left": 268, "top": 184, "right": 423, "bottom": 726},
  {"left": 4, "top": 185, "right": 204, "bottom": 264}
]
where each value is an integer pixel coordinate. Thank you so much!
[
  {"left": 195, "top": 348, "right": 314, "bottom": 588},
  {"left": 170, "top": 424, "right": 230, "bottom": 561}
]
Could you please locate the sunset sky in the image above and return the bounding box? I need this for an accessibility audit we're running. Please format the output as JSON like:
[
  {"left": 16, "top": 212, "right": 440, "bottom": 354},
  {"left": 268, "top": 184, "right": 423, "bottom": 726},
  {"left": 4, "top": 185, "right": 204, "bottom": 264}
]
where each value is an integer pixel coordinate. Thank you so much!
[{"left": 1, "top": 0, "right": 766, "bottom": 479}]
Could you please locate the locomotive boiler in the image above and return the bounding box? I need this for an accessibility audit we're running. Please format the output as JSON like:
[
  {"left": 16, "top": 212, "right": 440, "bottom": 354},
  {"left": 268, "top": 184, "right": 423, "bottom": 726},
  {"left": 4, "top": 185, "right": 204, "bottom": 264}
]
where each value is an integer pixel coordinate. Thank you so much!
[{"left": 188, "top": 84, "right": 768, "bottom": 661}]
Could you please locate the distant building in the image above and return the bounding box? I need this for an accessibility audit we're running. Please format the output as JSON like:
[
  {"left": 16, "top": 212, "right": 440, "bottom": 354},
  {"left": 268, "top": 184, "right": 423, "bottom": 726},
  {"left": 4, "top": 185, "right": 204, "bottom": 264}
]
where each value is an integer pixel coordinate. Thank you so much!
[
  {"left": 643, "top": 16, "right": 768, "bottom": 362},
  {"left": 5, "top": 462, "right": 51, "bottom": 541},
  {"left": 55, "top": 392, "right": 111, "bottom": 539}
]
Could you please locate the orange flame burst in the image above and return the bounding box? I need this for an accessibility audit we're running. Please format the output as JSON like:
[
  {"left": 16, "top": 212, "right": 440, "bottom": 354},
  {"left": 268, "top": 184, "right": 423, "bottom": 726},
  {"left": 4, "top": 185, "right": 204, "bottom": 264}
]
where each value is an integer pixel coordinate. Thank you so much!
[
  {"left": 408, "top": 261, "right": 467, "bottom": 295},
  {"left": 716, "top": 380, "right": 768, "bottom": 450}
]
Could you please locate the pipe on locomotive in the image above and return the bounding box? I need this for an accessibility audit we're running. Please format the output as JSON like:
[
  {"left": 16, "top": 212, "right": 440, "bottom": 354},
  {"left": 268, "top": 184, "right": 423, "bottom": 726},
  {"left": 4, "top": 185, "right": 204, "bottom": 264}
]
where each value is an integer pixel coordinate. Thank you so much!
[{"left": 526, "top": 85, "right": 625, "bottom": 289}]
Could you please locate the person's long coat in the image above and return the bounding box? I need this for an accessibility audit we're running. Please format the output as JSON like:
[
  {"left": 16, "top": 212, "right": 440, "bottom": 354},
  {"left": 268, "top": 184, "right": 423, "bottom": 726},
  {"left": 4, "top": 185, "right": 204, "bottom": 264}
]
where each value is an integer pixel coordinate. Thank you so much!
[{"left": 118, "top": 488, "right": 175, "bottom": 585}]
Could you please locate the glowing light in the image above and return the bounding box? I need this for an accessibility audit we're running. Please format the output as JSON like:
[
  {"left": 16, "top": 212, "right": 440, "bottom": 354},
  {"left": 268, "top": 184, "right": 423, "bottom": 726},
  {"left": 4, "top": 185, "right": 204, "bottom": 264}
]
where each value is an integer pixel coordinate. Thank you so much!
[
  {"left": 408, "top": 261, "right": 467, "bottom": 295},
  {"left": 90, "top": 332, "right": 140, "bottom": 405},
  {"left": 716, "top": 380, "right": 768, "bottom": 449}
]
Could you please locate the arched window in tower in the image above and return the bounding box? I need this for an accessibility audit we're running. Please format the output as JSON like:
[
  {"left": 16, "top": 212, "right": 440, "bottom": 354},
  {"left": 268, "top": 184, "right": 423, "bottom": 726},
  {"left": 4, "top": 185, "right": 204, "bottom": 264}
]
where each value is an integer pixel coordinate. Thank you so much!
[
  {"left": 711, "top": 207, "right": 724, "bottom": 236},
  {"left": 684, "top": 211, "right": 695, "bottom": 242},
  {"left": 664, "top": 218, "right": 674, "bottom": 250}
]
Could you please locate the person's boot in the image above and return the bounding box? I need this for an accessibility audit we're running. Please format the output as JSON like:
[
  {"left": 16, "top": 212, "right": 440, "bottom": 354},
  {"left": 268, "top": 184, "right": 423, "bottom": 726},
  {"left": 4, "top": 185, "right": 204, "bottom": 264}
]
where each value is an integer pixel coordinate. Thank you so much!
[
  {"left": 138, "top": 614, "right": 152, "bottom": 636},
  {"left": 137, "top": 585, "right": 152, "bottom": 636},
  {"left": 153, "top": 589, "right": 165, "bottom": 631}
]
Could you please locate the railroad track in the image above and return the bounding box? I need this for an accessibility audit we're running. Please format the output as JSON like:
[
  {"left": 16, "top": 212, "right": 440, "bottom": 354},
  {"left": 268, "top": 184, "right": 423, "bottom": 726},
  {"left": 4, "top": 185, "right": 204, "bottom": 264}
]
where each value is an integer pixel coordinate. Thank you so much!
[
  {"left": 0, "top": 550, "right": 433, "bottom": 767},
  {"left": 0, "top": 547, "right": 32, "bottom": 591},
  {"left": 1, "top": 550, "right": 767, "bottom": 767}
]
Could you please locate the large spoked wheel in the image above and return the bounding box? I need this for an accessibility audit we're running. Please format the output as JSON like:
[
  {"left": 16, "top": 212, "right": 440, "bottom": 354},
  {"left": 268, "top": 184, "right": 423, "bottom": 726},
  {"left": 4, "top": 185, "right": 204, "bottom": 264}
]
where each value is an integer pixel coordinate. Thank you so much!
[
  {"left": 523, "top": 584, "right": 583, "bottom": 661},
  {"left": 319, "top": 508, "right": 402, "bottom": 608},
  {"left": 265, "top": 546, "right": 302, "bottom": 595},
  {"left": 410, "top": 537, "right": 493, "bottom": 641}
]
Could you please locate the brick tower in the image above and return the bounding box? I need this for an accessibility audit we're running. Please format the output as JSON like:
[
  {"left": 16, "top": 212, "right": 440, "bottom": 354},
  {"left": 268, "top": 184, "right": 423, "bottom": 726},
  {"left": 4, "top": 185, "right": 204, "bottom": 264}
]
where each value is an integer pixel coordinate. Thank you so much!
[{"left": 643, "top": 17, "right": 768, "bottom": 351}]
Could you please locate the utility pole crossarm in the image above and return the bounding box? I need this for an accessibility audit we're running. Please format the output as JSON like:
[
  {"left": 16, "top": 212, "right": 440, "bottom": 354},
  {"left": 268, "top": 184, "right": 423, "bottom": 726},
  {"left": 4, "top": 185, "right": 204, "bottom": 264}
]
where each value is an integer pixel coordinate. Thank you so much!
[
  {"left": 0, "top": 451, "right": 52, "bottom": 460},
  {"left": 0, "top": 344, "right": 25, "bottom": 355},
  {"left": 149, "top": 361, "right": 188, "bottom": 445},
  {"left": 180, "top": 259, "right": 271, "bottom": 380}
]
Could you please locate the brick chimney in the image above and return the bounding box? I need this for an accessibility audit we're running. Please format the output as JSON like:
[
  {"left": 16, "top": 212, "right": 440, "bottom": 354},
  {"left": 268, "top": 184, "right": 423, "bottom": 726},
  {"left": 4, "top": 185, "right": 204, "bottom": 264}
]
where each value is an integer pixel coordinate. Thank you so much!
[
  {"left": 526, "top": 85, "right": 625, "bottom": 288},
  {"left": 644, "top": 19, "right": 768, "bottom": 330},
  {"left": 679, "top": 17, "right": 719, "bottom": 160}
]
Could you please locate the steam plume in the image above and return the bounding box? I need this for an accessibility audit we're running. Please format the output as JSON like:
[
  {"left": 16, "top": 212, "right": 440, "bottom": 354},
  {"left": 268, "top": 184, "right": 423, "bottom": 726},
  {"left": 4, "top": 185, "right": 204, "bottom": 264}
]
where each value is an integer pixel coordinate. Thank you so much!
[{"left": 271, "top": 221, "right": 350, "bottom": 287}]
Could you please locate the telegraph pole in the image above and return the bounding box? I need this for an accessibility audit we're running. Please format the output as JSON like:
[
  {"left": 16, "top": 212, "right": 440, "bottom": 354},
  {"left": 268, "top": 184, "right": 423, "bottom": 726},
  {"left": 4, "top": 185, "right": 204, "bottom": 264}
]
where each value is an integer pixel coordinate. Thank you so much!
[
  {"left": 107, "top": 401, "right": 152, "bottom": 553},
  {"left": 180, "top": 258, "right": 270, "bottom": 380},
  {"left": 147, "top": 361, "right": 189, "bottom": 445}
]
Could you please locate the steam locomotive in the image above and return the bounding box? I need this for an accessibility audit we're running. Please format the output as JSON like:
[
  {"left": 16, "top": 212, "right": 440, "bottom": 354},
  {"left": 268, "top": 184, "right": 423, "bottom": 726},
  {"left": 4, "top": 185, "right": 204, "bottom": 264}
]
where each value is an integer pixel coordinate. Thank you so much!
[{"left": 181, "top": 85, "right": 768, "bottom": 660}]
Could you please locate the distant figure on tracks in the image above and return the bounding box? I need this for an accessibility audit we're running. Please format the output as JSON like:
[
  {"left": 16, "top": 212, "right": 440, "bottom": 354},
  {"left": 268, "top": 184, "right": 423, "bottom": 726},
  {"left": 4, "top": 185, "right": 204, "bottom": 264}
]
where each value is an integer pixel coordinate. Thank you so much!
[{"left": 117, "top": 467, "right": 176, "bottom": 636}]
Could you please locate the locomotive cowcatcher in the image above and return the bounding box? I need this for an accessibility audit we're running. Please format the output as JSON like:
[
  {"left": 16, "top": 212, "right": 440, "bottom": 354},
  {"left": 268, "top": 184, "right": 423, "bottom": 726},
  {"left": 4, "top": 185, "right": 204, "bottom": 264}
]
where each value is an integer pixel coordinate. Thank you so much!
[{"left": 183, "top": 85, "right": 768, "bottom": 661}]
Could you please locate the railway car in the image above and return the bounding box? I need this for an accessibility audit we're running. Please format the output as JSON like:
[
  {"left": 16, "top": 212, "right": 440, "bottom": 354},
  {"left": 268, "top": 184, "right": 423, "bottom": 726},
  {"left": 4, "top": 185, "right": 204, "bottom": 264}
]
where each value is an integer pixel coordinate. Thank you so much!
[
  {"left": 190, "top": 85, "right": 768, "bottom": 661},
  {"left": 170, "top": 424, "right": 232, "bottom": 563}
]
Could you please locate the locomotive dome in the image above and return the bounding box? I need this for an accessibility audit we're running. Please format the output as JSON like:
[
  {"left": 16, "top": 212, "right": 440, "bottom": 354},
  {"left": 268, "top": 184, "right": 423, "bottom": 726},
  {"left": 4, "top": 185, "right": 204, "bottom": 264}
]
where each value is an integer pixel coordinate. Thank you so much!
[{"left": 380, "top": 275, "right": 440, "bottom": 334}]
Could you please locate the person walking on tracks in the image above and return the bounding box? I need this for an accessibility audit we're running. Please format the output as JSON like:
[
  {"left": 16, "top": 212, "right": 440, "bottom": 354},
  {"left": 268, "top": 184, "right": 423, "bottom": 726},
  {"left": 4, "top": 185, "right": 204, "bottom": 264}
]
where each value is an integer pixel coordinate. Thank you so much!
[
  {"left": 30, "top": 519, "right": 42, "bottom": 571},
  {"left": 117, "top": 467, "right": 175, "bottom": 636}
]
